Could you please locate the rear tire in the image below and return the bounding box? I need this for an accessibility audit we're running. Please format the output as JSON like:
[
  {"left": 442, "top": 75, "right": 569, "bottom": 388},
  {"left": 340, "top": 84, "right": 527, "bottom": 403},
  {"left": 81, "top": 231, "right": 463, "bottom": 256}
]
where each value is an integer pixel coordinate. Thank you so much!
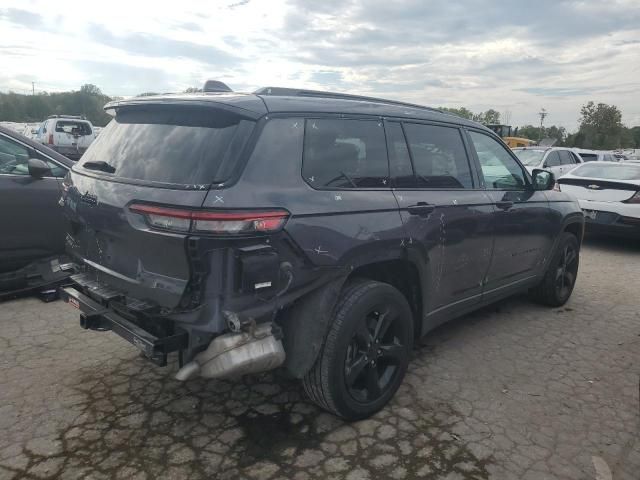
[
  {"left": 302, "top": 280, "right": 413, "bottom": 420},
  {"left": 530, "top": 232, "right": 580, "bottom": 307}
]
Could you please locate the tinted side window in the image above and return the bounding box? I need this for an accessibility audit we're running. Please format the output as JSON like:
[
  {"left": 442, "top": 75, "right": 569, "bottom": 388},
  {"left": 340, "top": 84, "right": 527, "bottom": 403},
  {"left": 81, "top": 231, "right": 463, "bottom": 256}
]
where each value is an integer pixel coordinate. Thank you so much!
[
  {"left": 403, "top": 123, "right": 472, "bottom": 188},
  {"left": 45, "top": 160, "right": 67, "bottom": 177},
  {"left": 558, "top": 150, "right": 574, "bottom": 165},
  {"left": 0, "top": 136, "right": 30, "bottom": 176},
  {"left": 545, "top": 151, "right": 561, "bottom": 167},
  {"left": 468, "top": 131, "right": 526, "bottom": 190},
  {"left": 385, "top": 122, "right": 415, "bottom": 188},
  {"left": 303, "top": 119, "right": 388, "bottom": 188}
]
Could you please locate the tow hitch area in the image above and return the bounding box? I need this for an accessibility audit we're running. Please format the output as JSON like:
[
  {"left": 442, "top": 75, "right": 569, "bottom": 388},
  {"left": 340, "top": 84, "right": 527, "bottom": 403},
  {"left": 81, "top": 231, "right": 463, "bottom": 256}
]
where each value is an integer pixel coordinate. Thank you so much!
[{"left": 59, "top": 286, "right": 188, "bottom": 366}]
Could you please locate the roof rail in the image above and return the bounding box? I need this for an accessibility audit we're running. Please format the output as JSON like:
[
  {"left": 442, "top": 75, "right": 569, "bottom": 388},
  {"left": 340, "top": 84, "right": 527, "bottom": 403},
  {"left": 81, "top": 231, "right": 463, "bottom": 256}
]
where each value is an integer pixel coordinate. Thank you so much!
[{"left": 254, "top": 87, "right": 443, "bottom": 113}]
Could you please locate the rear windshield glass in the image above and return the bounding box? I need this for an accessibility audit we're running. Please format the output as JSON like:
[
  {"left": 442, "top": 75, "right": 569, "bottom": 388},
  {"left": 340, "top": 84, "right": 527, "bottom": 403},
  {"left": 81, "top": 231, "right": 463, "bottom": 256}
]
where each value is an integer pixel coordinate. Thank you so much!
[
  {"left": 578, "top": 153, "right": 598, "bottom": 162},
  {"left": 513, "top": 149, "right": 546, "bottom": 166},
  {"left": 572, "top": 163, "right": 640, "bottom": 180},
  {"left": 55, "top": 121, "right": 92, "bottom": 135},
  {"left": 78, "top": 107, "right": 254, "bottom": 186}
]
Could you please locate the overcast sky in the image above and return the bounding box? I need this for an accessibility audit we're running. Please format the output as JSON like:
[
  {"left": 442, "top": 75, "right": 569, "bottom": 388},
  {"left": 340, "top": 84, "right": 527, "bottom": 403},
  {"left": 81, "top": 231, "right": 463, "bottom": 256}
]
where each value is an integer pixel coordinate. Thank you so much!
[{"left": 1, "top": 0, "right": 639, "bottom": 130}]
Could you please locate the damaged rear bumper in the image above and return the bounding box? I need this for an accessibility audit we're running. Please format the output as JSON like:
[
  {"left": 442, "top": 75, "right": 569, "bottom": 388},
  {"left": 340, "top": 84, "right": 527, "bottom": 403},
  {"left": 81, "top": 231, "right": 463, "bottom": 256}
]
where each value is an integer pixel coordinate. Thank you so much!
[{"left": 59, "top": 286, "right": 188, "bottom": 366}]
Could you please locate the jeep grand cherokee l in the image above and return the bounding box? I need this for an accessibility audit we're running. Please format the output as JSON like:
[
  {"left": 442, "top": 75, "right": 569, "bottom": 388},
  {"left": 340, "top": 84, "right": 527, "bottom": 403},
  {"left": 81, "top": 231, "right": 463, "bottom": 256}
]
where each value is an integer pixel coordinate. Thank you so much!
[{"left": 59, "top": 84, "right": 584, "bottom": 420}]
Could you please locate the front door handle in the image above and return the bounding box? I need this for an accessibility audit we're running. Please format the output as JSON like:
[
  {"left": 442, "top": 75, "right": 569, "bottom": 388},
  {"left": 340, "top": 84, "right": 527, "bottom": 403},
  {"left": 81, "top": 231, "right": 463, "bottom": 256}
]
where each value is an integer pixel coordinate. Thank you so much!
[
  {"left": 496, "top": 200, "right": 514, "bottom": 210},
  {"left": 407, "top": 202, "right": 435, "bottom": 217}
]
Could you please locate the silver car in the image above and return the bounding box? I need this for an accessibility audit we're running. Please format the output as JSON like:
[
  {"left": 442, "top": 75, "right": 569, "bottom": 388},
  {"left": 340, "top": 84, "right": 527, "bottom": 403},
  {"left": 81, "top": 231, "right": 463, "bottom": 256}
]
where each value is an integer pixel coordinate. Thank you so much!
[{"left": 513, "top": 147, "right": 583, "bottom": 178}]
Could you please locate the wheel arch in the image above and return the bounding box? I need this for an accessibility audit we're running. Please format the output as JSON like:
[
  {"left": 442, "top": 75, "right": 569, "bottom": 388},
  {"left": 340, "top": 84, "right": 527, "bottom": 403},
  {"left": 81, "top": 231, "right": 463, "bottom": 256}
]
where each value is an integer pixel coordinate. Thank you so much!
[{"left": 279, "top": 255, "right": 427, "bottom": 379}]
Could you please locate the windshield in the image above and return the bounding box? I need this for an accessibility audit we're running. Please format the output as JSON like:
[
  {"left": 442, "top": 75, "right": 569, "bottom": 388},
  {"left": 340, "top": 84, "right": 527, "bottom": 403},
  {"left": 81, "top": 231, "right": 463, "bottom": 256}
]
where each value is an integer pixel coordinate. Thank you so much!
[
  {"left": 78, "top": 107, "right": 254, "bottom": 186},
  {"left": 514, "top": 149, "right": 546, "bottom": 166},
  {"left": 572, "top": 163, "right": 640, "bottom": 180}
]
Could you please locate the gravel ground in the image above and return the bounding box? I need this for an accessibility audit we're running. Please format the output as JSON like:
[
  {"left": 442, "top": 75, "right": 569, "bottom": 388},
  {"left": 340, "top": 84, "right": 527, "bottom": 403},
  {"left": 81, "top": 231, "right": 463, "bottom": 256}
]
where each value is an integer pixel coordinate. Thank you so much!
[{"left": 0, "top": 236, "right": 638, "bottom": 480}]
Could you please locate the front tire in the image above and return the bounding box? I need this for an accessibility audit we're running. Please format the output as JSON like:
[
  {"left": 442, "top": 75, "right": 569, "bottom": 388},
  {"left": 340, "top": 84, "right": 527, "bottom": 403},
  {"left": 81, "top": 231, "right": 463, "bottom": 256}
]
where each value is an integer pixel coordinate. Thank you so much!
[
  {"left": 530, "top": 232, "right": 580, "bottom": 307},
  {"left": 302, "top": 280, "right": 413, "bottom": 420}
]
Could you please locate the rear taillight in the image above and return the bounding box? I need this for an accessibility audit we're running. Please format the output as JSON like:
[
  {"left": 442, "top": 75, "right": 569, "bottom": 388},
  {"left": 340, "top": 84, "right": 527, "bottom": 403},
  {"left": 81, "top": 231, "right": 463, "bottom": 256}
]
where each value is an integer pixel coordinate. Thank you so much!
[
  {"left": 625, "top": 191, "right": 640, "bottom": 204},
  {"left": 48, "top": 133, "right": 54, "bottom": 144},
  {"left": 129, "top": 204, "right": 289, "bottom": 234}
]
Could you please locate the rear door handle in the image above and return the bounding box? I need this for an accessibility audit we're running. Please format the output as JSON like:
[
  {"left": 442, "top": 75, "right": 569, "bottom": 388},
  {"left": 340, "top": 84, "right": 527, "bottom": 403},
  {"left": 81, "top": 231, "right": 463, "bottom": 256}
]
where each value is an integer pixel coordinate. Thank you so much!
[
  {"left": 407, "top": 202, "right": 435, "bottom": 217},
  {"left": 495, "top": 200, "right": 514, "bottom": 210}
]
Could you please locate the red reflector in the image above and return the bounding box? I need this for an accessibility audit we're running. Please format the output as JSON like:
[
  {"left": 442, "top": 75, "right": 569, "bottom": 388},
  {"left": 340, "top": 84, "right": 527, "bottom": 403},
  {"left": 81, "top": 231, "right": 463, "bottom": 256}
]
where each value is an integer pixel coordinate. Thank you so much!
[{"left": 129, "top": 204, "right": 289, "bottom": 234}]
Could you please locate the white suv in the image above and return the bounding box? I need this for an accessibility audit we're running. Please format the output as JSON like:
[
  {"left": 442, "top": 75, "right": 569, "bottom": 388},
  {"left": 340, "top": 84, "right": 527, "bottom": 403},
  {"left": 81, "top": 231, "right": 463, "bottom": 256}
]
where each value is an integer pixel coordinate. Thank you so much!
[
  {"left": 35, "top": 115, "right": 96, "bottom": 160},
  {"left": 512, "top": 147, "right": 583, "bottom": 178}
]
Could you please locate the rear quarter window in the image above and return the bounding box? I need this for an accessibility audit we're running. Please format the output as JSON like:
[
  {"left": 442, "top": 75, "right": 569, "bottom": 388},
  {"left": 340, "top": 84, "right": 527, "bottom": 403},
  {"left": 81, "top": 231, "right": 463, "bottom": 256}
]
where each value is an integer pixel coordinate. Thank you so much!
[{"left": 302, "top": 118, "right": 388, "bottom": 189}]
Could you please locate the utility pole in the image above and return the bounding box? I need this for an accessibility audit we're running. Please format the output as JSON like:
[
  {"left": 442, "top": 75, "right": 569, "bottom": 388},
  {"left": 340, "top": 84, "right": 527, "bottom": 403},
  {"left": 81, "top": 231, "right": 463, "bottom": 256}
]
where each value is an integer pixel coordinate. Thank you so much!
[
  {"left": 538, "top": 108, "right": 548, "bottom": 140},
  {"left": 32, "top": 82, "right": 35, "bottom": 95}
]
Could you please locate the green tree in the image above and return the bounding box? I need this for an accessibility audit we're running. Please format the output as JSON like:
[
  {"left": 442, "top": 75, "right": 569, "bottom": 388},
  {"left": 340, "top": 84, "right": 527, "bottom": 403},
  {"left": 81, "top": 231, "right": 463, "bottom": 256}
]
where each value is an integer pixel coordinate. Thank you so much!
[
  {"left": 576, "top": 101, "right": 624, "bottom": 149},
  {"left": 0, "top": 86, "right": 114, "bottom": 126},
  {"left": 478, "top": 109, "right": 500, "bottom": 124},
  {"left": 80, "top": 84, "right": 103, "bottom": 96},
  {"left": 511, "top": 125, "right": 566, "bottom": 145},
  {"left": 440, "top": 107, "right": 474, "bottom": 120}
]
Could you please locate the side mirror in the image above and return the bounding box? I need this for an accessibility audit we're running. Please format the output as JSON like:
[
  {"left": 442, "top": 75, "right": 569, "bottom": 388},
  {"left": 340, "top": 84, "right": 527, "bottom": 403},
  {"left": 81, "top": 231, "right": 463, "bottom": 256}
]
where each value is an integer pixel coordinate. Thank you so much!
[
  {"left": 531, "top": 168, "right": 555, "bottom": 191},
  {"left": 27, "top": 158, "right": 51, "bottom": 179}
]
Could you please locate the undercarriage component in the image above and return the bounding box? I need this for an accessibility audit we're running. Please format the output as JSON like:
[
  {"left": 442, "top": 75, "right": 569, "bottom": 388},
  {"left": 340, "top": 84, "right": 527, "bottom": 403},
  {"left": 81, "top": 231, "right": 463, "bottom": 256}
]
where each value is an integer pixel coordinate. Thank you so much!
[{"left": 175, "top": 322, "right": 285, "bottom": 381}]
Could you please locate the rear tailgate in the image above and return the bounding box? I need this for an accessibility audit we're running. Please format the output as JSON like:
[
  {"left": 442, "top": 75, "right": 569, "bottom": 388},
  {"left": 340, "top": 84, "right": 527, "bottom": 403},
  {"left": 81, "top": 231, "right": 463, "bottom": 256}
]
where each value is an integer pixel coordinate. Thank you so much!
[
  {"left": 63, "top": 103, "right": 259, "bottom": 309},
  {"left": 65, "top": 173, "right": 208, "bottom": 308}
]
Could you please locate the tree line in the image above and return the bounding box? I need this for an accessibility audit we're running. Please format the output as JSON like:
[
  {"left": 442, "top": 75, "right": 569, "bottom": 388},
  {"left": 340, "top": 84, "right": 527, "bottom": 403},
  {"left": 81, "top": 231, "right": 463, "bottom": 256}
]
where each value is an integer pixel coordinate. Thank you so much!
[
  {"left": 0, "top": 84, "right": 114, "bottom": 127},
  {"left": 1, "top": 84, "right": 638, "bottom": 149},
  {"left": 441, "top": 102, "right": 640, "bottom": 149}
]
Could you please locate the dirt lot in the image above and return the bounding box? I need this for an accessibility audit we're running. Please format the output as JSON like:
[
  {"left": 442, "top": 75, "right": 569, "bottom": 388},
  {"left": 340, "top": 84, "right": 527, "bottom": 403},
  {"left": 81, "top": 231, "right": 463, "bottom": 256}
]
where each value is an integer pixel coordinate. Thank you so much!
[{"left": 0, "top": 237, "right": 638, "bottom": 480}]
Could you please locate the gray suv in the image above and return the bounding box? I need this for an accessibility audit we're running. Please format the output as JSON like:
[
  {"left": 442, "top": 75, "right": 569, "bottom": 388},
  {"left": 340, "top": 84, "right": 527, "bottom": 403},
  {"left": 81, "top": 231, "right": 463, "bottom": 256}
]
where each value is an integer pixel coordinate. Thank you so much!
[{"left": 59, "top": 84, "right": 584, "bottom": 419}]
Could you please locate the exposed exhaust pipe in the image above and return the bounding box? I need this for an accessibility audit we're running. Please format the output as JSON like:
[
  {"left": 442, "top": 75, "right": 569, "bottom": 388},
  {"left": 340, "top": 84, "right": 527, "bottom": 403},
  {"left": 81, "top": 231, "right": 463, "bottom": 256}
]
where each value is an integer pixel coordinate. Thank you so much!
[{"left": 175, "top": 322, "right": 285, "bottom": 381}]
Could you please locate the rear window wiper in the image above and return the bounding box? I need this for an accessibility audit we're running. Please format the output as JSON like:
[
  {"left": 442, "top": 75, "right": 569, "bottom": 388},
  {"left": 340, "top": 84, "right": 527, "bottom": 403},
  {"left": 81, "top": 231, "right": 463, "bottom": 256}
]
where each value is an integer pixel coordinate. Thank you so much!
[{"left": 82, "top": 161, "right": 116, "bottom": 174}]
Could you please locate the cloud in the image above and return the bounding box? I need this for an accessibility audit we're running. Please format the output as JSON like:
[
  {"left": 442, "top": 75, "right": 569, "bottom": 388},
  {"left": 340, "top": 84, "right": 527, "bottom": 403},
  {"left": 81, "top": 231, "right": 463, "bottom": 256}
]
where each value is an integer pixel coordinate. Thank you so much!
[
  {"left": 89, "top": 24, "right": 238, "bottom": 66},
  {"left": 72, "top": 61, "right": 172, "bottom": 96},
  {"left": 0, "top": 8, "right": 43, "bottom": 28},
  {"left": 0, "top": 0, "right": 639, "bottom": 130}
]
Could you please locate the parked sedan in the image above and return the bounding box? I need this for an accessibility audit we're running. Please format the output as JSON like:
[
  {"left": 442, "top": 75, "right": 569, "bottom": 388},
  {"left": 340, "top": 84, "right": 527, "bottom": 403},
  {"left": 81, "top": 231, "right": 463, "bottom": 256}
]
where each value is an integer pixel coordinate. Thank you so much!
[
  {"left": 0, "top": 126, "right": 74, "bottom": 294},
  {"left": 513, "top": 147, "right": 582, "bottom": 178},
  {"left": 557, "top": 161, "right": 640, "bottom": 238}
]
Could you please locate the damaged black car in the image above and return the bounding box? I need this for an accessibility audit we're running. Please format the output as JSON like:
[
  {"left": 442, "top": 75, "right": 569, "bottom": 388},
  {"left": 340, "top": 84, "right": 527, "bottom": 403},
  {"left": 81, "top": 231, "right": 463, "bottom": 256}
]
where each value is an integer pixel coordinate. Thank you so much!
[
  {"left": 0, "top": 126, "right": 74, "bottom": 298},
  {"left": 59, "top": 83, "right": 584, "bottom": 420}
]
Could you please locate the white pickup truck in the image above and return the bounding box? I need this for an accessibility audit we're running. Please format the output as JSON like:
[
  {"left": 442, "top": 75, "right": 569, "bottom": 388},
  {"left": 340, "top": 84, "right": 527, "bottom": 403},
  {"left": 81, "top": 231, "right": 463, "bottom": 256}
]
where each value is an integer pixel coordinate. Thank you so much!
[{"left": 35, "top": 115, "right": 96, "bottom": 160}]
